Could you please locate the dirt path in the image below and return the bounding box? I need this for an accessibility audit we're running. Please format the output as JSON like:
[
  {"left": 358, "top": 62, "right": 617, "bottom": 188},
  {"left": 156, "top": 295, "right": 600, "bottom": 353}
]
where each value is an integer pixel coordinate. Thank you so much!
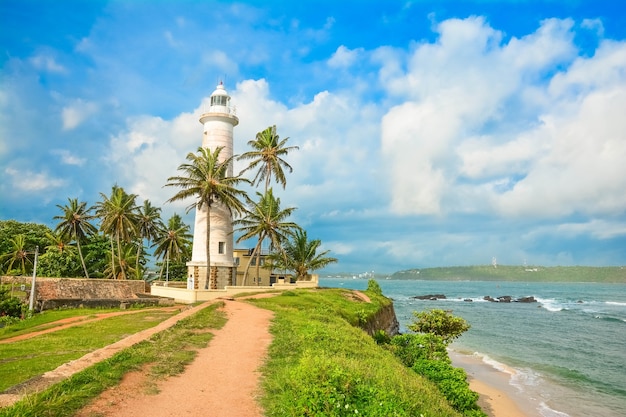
[{"left": 76, "top": 299, "right": 274, "bottom": 417}]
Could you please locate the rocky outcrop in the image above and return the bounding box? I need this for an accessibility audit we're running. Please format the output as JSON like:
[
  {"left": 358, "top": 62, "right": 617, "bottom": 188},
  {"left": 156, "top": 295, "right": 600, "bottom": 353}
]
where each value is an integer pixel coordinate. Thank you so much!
[
  {"left": 413, "top": 294, "right": 447, "bottom": 300},
  {"left": 360, "top": 302, "right": 400, "bottom": 337},
  {"left": 484, "top": 295, "right": 537, "bottom": 303}
]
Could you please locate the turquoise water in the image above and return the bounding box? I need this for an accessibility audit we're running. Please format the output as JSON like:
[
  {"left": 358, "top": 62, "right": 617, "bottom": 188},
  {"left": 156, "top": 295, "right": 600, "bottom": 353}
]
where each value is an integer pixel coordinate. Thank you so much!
[{"left": 320, "top": 278, "right": 626, "bottom": 417}]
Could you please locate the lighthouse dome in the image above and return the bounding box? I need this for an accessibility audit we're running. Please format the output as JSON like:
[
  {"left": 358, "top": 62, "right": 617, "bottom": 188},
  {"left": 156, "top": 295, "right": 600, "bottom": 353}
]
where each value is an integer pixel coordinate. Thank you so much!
[{"left": 209, "top": 82, "right": 231, "bottom": 109}]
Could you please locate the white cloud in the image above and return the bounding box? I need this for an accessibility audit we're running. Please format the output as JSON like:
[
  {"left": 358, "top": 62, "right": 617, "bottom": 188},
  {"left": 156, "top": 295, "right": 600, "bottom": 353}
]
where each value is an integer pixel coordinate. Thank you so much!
[
  {"left": 51, "top": 149, "right": 86, "bottom": 166},
  {"left": 4, "top": 167, "right": 66, "bottom": 191},
  {"left": 495, "top": 87, "right": 626, "bottom": 217},
  {"left": 201, "top": 50, "right": 239, "bottom": 76},
  {"left": 524, "top": 219, "right": 626, "bottom": 240},
  {"left": 328, "top": 45, "right": 363, "bottom": 68},
  {"left": 379, "top": 16, "right": 626, "bottom": 219},
  {"left": 29, "top": 54, "right": 66, "bottom": 73},
  {"left": 61, "top": 99, "right": 98, "bottom": 130},
  {"left": 581, "top": 18, "right": 604, "bottom": 37}
]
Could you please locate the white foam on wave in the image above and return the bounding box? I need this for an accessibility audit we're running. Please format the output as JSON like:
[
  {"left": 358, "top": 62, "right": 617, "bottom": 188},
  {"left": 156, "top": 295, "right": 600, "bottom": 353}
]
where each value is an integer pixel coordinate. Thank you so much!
[
  {"left": 536, "top": 297, "right": 565, "bottom": 312},
  {"left": 606, "top": 301, "right": 626, "bottom": 307},
  {"left": 510, "top": 367, "right": 541, "bottom": 389},
  {"left": 472, "top": 352, "right": 516, "bottom": 375},
  {"left": 539, "top": 401, "right": 572, "bottom": 417}
]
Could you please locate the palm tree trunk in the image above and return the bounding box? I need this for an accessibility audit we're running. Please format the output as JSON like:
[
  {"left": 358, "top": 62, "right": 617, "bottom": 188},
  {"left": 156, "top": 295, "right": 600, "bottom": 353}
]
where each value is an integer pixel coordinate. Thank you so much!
[
  {"left": 116, "top": 232, "right": 126, "bottom": 279},
  {"left": 255, "top": 248, "right": 262, "bottom": 286},
  {"left": 109, "top": 235, "right": 116, "bottom": 279},
  {"left": 74, "top": 225, "right": 90, "bottom": 278},
  {"left": 242, "top": 241, "right": 262, "bottom": 286},
  {"left": 135, "top": 236, "right": 142, "bottom": 279}
]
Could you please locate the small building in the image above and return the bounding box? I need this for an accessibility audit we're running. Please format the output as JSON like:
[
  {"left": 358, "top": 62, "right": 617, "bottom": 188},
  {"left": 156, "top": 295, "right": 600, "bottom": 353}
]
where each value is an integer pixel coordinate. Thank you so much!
[{"left": 233, "top": 248, "right": 291, "bottom": 286}]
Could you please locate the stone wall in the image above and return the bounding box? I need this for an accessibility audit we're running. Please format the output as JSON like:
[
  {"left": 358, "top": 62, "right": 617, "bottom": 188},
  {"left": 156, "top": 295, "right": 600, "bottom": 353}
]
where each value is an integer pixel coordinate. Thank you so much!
[
  {"left": 39, "top": 278, "right": 146, "bottom": 300},
  {"left": 1, "top": 276, "right": 173, "bottom": 312},
  {"left": 1, "top": 276, "right": 147, "bottom": 300}
]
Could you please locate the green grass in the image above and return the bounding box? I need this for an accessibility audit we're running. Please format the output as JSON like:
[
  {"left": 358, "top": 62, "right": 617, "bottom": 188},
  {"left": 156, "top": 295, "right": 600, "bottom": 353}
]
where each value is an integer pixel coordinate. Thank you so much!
[
  {"left": 0, "top": 302, "right": 226, "bottom": 417},
  {"left": 0, "top": 309, "right": 179, "bottom": 392},
  {"left": 249, "top": 288, "right": 463, "bottom": 417},
  {"left": 392, "top": 265, "right": 626, "bottom": 283},
  {"left": 0, "top": 307, "right": 123, "bottom": 340}
]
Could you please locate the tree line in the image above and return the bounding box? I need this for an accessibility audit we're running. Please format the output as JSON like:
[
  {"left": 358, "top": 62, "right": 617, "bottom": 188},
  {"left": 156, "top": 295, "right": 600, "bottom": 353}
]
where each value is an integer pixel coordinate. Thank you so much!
[{"left": 0, "top": 125, "right": 337, "bottom": 283}]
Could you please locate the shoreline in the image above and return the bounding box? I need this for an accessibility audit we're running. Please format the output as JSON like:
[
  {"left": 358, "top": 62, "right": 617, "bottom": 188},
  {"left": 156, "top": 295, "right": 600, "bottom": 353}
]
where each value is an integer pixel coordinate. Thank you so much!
[{"left": 449, "top": 350, "right": 542, "bottom": 417}]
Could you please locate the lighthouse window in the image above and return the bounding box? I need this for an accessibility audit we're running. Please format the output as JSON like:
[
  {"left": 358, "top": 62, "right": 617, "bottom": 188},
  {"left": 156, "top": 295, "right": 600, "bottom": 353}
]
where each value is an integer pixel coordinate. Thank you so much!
[
  {"left": 218, "top": 241, "right": 225, "bottom": 254},
  {"left": 211, "top": 95, "right": 228, "bottom": 106}
]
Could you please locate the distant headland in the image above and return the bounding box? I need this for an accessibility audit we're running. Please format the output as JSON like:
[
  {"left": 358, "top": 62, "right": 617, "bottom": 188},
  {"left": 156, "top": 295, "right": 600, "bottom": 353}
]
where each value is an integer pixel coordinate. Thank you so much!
[{"left": 390, "top": 265, "right": 626, "bottom": 283}]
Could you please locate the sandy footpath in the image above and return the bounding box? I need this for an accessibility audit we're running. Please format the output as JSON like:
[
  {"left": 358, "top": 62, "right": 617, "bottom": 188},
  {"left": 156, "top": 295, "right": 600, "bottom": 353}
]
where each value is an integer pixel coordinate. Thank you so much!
[{"left": 76, "top": 299, "right": 273, "bottom": 417}]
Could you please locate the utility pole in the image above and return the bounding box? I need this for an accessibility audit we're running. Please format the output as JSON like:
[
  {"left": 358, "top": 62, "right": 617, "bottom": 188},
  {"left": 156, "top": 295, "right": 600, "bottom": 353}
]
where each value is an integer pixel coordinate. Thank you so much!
[{"left": 29, "top": 246, "right": 39, "bottom": 311}]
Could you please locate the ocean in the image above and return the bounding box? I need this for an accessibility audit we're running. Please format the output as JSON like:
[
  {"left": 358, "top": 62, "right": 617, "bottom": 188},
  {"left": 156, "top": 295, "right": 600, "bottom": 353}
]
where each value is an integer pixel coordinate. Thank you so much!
[{"left": 319, "top": 278, "right": 626, "bottom": 417}]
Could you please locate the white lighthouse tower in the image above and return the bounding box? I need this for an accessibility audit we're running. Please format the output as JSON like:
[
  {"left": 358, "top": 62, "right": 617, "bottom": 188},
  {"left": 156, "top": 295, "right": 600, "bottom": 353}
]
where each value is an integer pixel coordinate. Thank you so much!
[{"left": 187, "top": 82, "right": 239, "bottom": 289}]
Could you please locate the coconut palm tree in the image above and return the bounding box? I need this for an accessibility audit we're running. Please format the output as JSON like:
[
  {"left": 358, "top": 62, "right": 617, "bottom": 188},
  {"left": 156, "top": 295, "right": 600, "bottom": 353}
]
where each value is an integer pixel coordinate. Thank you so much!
[
  {"left": 104, "top": 242, "right": 138, "bottom": 280},
  {"left": 153, "top": 214, "right": 192, "bottom": 280},
  {"left": 134, "top": 200, "right": 162, "bottom": 279},
  {"left": 238, "top": 125, "right": 298, "bottom": 192},
  {"left": 54, "top": 198, "right": 98, "bottom": 278},
  {"left": 95, "top": 186, "right": 139, "bottom": 279},
  {"left": 165, "top": 147, "right": 249, "bottom": 289},
  {"left": 266, "top": 229, "right": 337, "bottom": 281},
  {"left": 234, "top": 188, "right": 299, "bottom": 286},
  {"left": 45, "top": 230, "right": 76, "bottom": 255},
  {"left": 0, "top": 234, "right": 33, "bottom": 275}
]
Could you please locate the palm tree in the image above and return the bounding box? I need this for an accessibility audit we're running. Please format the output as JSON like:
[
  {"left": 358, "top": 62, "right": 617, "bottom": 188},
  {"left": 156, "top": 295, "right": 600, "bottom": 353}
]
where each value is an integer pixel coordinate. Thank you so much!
[
  {"left": 0, "top": 234, "right": 33, "bottom": 275},
  {"left": 266, "top": 229, "right": 337, "bottom": 281},
  {"left": 44, "top": 230, "right": 76, "bottom": 255},
  {"left": 104, "top": 242, "right": 138, "bottom": 280},
  {"left": 153, "top": 214, "right": 192, "bottom": 280},
  {"left": 238, "top": 125, "right": 298, "bottom": 192},
  {"left": 95, "top": 186, "right": 139, "bottom": 279},
  {"left": 134, "top": 200, "right": 162, "bottom": 279},
  {"left": 165, "top": 147, "right": 249, "bottom": 289},
  {"left": 54, "top": 198, "right": 97, "bottom": 278},
  {"left": 234, "top": 188, "right": 299, "bottom": 286}
]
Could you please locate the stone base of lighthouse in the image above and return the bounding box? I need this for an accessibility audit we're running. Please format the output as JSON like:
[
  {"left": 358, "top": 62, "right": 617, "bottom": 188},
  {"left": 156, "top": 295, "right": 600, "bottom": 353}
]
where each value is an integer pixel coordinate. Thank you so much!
[{"left": 186, "top": 262, "right": 237, "bottom": 290}]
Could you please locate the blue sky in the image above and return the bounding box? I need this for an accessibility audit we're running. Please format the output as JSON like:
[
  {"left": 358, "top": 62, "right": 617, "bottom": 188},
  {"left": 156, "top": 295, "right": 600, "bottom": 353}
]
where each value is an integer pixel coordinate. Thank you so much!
[{"left": 1, "top": 0, "right": 625, "bottom": 273}]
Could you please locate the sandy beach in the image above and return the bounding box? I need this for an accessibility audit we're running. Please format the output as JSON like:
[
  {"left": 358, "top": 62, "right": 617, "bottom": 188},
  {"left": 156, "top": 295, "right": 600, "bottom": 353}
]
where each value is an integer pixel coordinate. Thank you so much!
[{"left": 449, "top": 350, "right": 541, "bottom": 417}]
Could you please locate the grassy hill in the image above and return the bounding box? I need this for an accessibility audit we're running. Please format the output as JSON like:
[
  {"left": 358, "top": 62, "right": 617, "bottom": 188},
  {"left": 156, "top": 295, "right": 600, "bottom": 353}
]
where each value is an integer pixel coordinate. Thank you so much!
[{"left": 391, "top": 265, "right": 626, "bottom": 283}]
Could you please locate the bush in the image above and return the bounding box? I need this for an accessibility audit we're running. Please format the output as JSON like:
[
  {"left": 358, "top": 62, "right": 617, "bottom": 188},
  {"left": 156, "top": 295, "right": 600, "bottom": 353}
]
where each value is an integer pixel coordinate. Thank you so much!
[
  {"left": 412, "top": 359, "right": 485, "bottom": 416},
  {"left": 0, "top": 286, "right": 25, "bottom": 318},
  {"left": 366, "top": 279, "right": 383, "bottom": 296},
  {"left": 408, "top": 309, "right": 470, "bottom": 345},
  {"left": 387, "top": 333, "right": 448, "bottom": 367}
]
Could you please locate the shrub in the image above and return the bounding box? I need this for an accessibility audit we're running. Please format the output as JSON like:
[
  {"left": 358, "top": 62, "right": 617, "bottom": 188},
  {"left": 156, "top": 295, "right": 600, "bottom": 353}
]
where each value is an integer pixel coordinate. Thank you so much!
[
  {"left": 387, "top": 333, "right": 448, "bottom": 367},
  {"left": 372, "top": 329, "right": 390, "bottom": 345},
  {"left": 412, "top": 359, "right": 485, "bottom": 416},
  {"left": 366, "top": 279, "right": 383, "bottom": 295},
  {"left": 408, "top": 309, "right": 470, "bottom": 345},
  {"left": 0, "top": 286, "right": 25, "bottom": 318}
]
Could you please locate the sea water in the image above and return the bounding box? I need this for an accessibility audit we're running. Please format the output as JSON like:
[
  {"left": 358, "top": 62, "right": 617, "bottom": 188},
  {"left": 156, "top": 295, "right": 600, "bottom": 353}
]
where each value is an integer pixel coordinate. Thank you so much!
[{"left": 319, "top": 278, "right": 626, "bottom": 417}]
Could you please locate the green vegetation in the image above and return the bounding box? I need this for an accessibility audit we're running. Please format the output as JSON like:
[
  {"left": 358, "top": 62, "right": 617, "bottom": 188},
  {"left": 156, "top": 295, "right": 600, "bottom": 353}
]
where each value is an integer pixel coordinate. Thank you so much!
[
  {"left": 381, "top": 310, "right": 483, "bottom": 417},
  {"left": 1, "top": 124, "right": 339, "bottom": 284},
  {"left": 0, "top": 303, "right": 226, "bottom": 417},
  {"left": 0, "top": 285, "right": 27, "bottom": 322},
  {"left": 265, "top": 229, "right": 338, "bottom": 281},
  {"left": 392, "top": 265, "right": 626, "bottom": 283},
  {"left": 0, "top": 307, "right": 132, "bottom": 340},
  {"left": 249, "top": 288, "right": 464, "bottom": 417},
  {"left": 0, "top": 309, "right": 181, "bottom": 392},
  {"left": 408, "top": 309, "right": 470, "bottom": 345},
  {"left": 2, "top": 285, "right": 483, "bottom": 416}
]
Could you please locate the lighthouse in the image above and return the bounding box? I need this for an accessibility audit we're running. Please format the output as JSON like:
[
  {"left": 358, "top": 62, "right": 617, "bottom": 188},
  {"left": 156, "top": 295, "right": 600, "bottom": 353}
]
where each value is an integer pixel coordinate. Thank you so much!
[{"left": 187, "top": 82, "right": 239, "bottom": 289}]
